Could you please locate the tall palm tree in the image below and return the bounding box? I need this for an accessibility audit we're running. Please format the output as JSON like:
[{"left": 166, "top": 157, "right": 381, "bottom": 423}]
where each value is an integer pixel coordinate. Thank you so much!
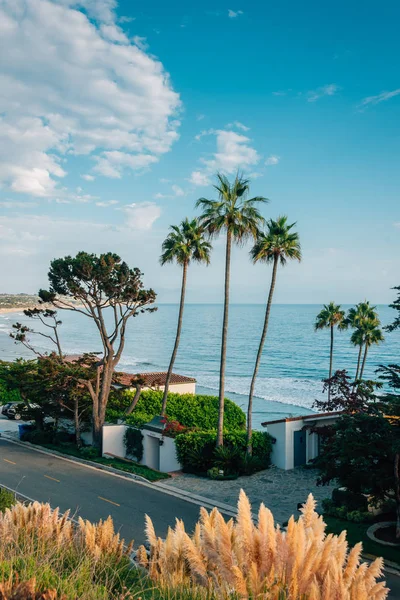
[
  {"left": 247, "top": 217, "right": 301, "bottom": 454},
  {"left": 160, "top": 218, "right": 212, "bottom": 416},
  {"left": 359, "top": 320, "right": 384, "bottom": 379},
  {"left": 315, "top": 302, "right": 347, "bottom": 399},
  {"left": 346, "top": 302, "right": 379, "bottom": 381},
  {"left": 196, "top": 173, "right": 268, "bottom": 446}
]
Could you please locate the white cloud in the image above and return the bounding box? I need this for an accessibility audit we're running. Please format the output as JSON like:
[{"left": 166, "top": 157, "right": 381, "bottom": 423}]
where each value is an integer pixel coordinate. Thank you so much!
[
  {"left": 96, "top": 199, "right": 119, "bottom": 207},
  {"left": 307, "top": 84, "right": 339, "bottom": 102},
  {"left": 154, "top": 184, "right": 185, "bottom": 198},
  {"left": 0, "top": 0, "right": 180, "bottom": 197},
  {"left": 189, "top": 171, "right": 212, "bottom": 187},
  {"left": 190, "top": 128, "right": 260, "bottom": 185},
  {"left": 133, "top": 35, "right": 148, "bottom": 51},
  {"left": 227, "top": 121, "right": 250, "bottom": 131},
  {"left": 0, "top": 201, "right": 38, "bottom": 208},
  {"left": 265, "top": 155, "right": 280, "bottom": 166},
  {"left": 81, "top": 174, "right": 95, "bottom": 181},
  {"left": 196, "top": 114, "right": 205, "bottom": 121},
  {"left": 360, "top": 89, "right": 400, "bottom": 107},
  {"left": 202, "top": 129, "right": 260, "bottom": 173},
  {"left": 171, "top": 184, "right": 184, "bottom": 197},
  {"left": 272, "top": 91, "right": 287, "bottom": 96},
  {"left": 123, "top": 202, "right": 161, "bottom": 230},
  {"left": 228, "top": 9, "right": 243, "bottom": 18}
]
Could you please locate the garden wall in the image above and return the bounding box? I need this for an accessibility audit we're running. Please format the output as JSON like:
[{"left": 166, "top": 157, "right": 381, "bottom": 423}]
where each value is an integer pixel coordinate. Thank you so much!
[{"left": 102, "top": 424, "right": 181, "bottom": 473}]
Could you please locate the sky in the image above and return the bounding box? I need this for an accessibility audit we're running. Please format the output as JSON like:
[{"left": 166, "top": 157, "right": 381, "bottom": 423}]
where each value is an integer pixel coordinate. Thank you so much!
[{"left": 0, "top": 0, "right": 399, "bottom": 304}]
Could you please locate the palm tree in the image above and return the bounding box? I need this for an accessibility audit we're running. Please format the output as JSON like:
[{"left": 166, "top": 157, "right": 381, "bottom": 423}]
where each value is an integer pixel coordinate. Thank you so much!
[
  {"left": 346, "top": 302, "right": 379, "bottom": 381},
  {"left": 315, "top": 302, "right": 347, "bottom": 399},
  {"left": 196, "top": 173, "right": 268, "bottom": 446},
  {"left": 160, "top": 218, "right": 212, "bottom": 416},
  {"left": 247, "top": 217, "right": 301, "bottom": 453},
  {"left": 359, "top": 320, "right": 384, "bottom": 379}
]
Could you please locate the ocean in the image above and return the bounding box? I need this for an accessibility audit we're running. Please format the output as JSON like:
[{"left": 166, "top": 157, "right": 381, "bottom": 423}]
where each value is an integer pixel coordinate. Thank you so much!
[{"left": 0, "top": 304, "right": 399, "bottom": 429}]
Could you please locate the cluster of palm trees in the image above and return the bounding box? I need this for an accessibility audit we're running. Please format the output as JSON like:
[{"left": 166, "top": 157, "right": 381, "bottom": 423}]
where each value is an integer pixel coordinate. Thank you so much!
[
  {"left": 315, "top": 301, "right": 384, "bottom": 396},
  {"left": 160, "top": 172, "right": 301, "bottom": 452}
]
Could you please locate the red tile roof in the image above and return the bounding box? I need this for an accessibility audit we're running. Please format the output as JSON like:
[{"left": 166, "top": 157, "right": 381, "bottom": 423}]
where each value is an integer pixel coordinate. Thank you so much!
[
  {"left": 117, "top": 371, "right": 196, "bottom": 387},
  {"left": 62, "top": 357, "right": 196, "bottom": 388}
]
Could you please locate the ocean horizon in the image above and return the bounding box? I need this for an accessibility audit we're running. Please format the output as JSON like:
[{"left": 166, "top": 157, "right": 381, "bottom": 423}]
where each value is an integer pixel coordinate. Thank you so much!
[{"left": 1, "top": 303, "right": 399, "bottom": 429}]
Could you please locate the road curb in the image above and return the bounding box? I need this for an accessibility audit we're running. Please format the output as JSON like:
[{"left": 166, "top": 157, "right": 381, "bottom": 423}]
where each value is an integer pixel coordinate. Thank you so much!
[{"left": 0, "top": 434, "right": 238, "bottom": 517}]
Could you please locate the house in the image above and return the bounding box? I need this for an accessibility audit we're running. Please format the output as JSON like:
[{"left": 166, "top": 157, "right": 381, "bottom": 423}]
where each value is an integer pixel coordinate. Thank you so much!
[
  {"left": 262, "top": 411, "right": 342, "bottom": 470},
  {"left": 116, "top": 371, "right": 197, "bottom": 395},
  {"left": 63, "top": 356, "right": 196, "bottom": 395}
]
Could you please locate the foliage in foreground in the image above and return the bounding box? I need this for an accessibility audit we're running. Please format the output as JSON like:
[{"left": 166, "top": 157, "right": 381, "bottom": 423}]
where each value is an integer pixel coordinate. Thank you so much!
[
  {"left": 0, "top": 487, "right": 15, "bottom": 513},
  {"left": 139, "top": 490, "right": 388, "bottom": 600},
  {"left": 0, "top": 501, "right": 134, "bottom": 599}
]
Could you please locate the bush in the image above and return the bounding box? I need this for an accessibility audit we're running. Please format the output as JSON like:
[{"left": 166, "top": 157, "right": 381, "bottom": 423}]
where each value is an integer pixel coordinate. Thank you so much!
[
  {"left": 21, "top": 428, "right": 54, "bottom": 445},
  {"left": 213, "top": 446, "right": 242, "bottom": 476},
  {"left": 331, "top": 487, "right": 369, "bottom": 512},
  {"left": 175, "top": 430, "right": 273, "bottom": 475},
  {"left": 0, "top": 487, "right": 15, "bottom": 512},
  {"left": 322, "top": 498, "right": 374, "bottom": 523},
  {"left": 0, "top": 378, "right": 21, "bottom": 405},
  {"left": 119, "top": 389, "right": 246, "bottom": 431},
  {"left": 79, "top": 446, "right": 100, "bottom": 460},
  {"left": 124, "top": 427, "right": 144, "bottom": 462}
]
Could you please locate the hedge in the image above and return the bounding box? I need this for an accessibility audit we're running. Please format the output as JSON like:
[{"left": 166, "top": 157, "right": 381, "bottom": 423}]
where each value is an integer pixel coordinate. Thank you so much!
[
  {"left": 109, "top": 390, "right": 246, "bottom": 431},
  {"left": 175, "top": 430, "right": 274, "bottom": 474}
]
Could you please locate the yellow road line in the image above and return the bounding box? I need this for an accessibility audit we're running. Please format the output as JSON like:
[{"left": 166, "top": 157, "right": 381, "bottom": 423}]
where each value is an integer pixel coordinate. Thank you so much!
[
  {"left": 98, "top": 496, "right": 120, "bottom": 507},
  {"left": 3, "top": 458, "right": 16, "bottom": 465},
  {"left": 44, "top": 475, "right": 60, "bottom": 483}
]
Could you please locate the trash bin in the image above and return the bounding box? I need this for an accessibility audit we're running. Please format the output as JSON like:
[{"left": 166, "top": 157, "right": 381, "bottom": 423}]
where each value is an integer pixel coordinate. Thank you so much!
[{"left": 18, "top": 424, "right": 32, "bottom": 439}]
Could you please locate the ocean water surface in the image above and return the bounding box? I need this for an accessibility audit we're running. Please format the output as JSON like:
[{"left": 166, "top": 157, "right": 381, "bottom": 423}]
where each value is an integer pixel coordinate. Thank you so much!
[{"left": 0, "top": 304, "right": 399, "bottom": 429}]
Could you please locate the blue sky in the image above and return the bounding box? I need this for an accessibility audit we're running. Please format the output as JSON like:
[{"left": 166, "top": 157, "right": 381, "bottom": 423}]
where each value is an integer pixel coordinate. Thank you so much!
[{"left": 0, "top": 0, "right": 399, "bottom": 303}]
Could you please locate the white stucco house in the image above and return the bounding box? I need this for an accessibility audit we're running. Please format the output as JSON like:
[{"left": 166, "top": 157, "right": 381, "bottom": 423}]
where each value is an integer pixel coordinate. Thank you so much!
[{"left": 262, "top": 411, "right": 342, "bottom": 470}]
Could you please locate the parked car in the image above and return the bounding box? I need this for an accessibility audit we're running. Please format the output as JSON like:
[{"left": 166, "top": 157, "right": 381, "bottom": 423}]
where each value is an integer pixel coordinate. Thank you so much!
[
  {"left": 2, "top": 402, "right": 40, "bottom": 421},
  {"left": 1, "top": 402, "right": 17, "bottom": 416}
]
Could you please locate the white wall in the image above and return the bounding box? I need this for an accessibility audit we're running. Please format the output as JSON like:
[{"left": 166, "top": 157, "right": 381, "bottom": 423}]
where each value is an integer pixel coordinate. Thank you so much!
[
  {"left": 128, "top": 382, "right": 196, "bottom": 395},
  {"left": 102, "top": 423, "right": 181, "bottom": 473},
  {"left": 266, "top": 415, "right": 340, "bottom": 470},
  {"left": 102, "top": 424, "right": 127, "bottom": 459}
]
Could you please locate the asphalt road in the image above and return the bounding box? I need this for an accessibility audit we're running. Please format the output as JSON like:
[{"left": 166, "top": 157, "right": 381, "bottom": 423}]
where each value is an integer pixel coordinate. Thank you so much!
[
  {"left": 0, "top": 436, "right": 399, "bottom": 598},
  {"left": 0, "top": 438, "right": 202, "bottom": 544}
]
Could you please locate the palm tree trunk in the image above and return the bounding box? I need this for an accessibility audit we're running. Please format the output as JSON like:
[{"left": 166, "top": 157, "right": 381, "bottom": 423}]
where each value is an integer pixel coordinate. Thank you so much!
[
  {"left": 217, "top": 231, "right": 232, "bottom": 447},
  {"left": 124, "top": 384, "right": 143, "bottom": 415},
  {"left": 355, "top": 343, "right": 363, "bottom": 381},
  {"left": 359, "top": 345, "right": 369, "bottom": 379},
  {"left": 247, "top": 255, "right": 279, "bottom": 455},
  {"left": 161, "top": 261, "right": 188, "bottom": 417},
  {"left": 328, "top": 324, "right": 334, "bottom": 402}
]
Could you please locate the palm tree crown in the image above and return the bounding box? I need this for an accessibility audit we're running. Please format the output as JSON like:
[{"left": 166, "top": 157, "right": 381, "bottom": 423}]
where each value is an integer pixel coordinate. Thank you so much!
[
  {"left": 196, "top": 173, "right": 268, "bottom": 241},
  {"left": 346, "top": 301, "right": 379, "bottom": 329},
  {"left": 250, "top": 216, "right": 301, "bottom": 265},
  {"left": 160, "top": 218, "right": 212, "bottom": 267},
  {"left": 315, "top": 302, "right": 347, "bottom": 332}
]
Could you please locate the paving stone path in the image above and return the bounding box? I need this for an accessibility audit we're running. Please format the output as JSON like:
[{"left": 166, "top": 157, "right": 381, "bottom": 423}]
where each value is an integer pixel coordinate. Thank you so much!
[{"left": 161, "top": 466, "right": 336, "bottom": 524}]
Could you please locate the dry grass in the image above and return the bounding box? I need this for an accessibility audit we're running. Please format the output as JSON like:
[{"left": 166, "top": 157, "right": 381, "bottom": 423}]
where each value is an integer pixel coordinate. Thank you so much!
[
  {"left": 0, "top": 501, "right": 135, "bottom": 599},
  {"left": 138, "top": 490, "right": 389, "bottom": 599}
]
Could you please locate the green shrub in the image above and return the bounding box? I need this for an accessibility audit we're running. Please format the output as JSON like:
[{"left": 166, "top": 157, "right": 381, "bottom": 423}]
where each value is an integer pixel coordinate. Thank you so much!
[
  {"left": 0, "top": 378, "right": 21, "bottom": 405},
  {"left": 0, "top": 487, "right": 15, "bottom": 512},
  {"left": 119, "top": 390, "right": 246, "bottom": 431},
  {"left": 176, "top": 430, "right": 273, "bottom": 475},
  {"left": 21, "top": 428, "right": 54, "bottom": 445},
  {"left": 331, "top": 487, "right": 369, "bottom": 512},
  {"left": 124, "top": 427, "right": 144, "bottom": 462},
  {"left": 213, "top": 446, "right": 242, "bottom": 475},
  {"left": 79, "top": 446, "right": 100, "bottom": 460},
  {"left": 322, "top": 499, "right": 373, "bottom": 523}
]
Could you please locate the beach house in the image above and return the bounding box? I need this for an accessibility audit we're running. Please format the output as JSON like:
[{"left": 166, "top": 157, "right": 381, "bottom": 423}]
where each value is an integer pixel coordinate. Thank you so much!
[{"left": 262, "top": 411, "right": 341, "bottom": 470}]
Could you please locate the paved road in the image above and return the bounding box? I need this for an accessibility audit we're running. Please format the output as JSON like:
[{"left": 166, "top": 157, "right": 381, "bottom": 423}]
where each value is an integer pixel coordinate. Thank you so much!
[
  {"left": 0, "top": 435, "right": 399, "bottom": 598},
  {"left": 0, "top": 438, "right": 202, "bottom": 544}
]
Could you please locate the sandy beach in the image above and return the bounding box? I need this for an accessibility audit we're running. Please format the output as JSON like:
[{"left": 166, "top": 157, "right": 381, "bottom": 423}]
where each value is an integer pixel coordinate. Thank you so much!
[{"left": 0, "top": 306, "right": 38, "bottom": 314}]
